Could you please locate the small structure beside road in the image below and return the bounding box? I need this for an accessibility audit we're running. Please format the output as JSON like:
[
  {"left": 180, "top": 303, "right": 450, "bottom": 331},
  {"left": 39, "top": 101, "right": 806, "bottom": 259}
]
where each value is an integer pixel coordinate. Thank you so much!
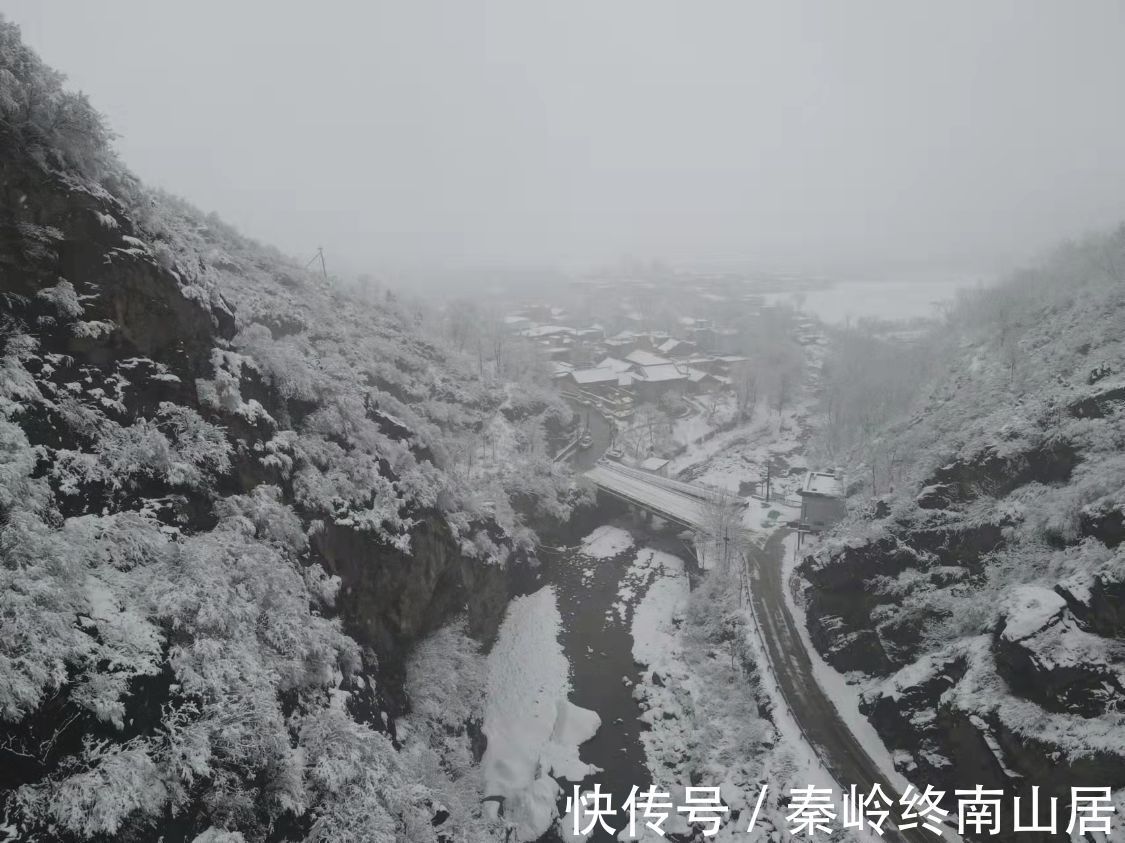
[{"left": 797, "top": 470, "right": 846, "bottom": 542}]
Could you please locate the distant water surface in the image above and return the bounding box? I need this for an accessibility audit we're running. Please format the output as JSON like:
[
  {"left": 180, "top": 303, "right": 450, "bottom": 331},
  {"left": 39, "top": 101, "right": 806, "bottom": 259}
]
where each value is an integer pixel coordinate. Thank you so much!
[{"left": 766, "top": 275, "right": 989, "bottom": 324}]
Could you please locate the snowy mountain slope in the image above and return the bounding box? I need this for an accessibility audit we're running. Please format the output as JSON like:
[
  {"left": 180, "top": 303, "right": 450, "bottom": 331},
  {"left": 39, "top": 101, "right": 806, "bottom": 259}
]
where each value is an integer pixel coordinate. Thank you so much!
[
  {"left": 799, "top": 229, "right": 1125, "bottom": 830},
  {"left": 0, "top": 20, "right": 575, "bottom": 842}
]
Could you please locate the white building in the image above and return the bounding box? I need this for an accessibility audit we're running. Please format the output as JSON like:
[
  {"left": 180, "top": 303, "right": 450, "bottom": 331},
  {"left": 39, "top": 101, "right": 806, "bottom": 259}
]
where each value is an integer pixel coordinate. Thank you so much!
[{"left": 798, "top": 470, "right": 847, "bottom": 538}]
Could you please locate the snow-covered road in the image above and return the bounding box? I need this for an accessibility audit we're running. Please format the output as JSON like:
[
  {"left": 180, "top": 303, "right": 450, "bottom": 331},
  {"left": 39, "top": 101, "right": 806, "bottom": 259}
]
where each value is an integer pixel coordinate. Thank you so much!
[{"left": 747, "top": 529, "right": 935, "bottom": 843}]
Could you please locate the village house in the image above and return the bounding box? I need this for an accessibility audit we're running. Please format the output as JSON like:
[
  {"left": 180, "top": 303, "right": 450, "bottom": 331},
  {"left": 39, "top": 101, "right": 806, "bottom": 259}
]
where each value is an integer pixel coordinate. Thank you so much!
[
  {"left": 631, "top": 362, "right": 689, "bottom": 403},
  {"left": 558, "top": 367, "right": 621, "bottom": 396},
  {"left": 685, "top": 368, "right": 727, "bottom": 393},
  {"left": 715, "top": 354, "right": 749, "bottom": 374},
  {"left": 595, "top": 356, "right": 633, "bottom": 374},
  {"left": 624, "top": 348, "right": 672, "bottom": 368},
  {"left": 797, "top": 470, "right": 847, "bottom": 542},
  {"left": 521, "top": 324, "right": 577, "bottom": 344},
  {"left": 657, "top": 337, "right": 696, "bottom": 358},
  {"left": 575, "top": 326, "right": 605, "bottom": 342}
]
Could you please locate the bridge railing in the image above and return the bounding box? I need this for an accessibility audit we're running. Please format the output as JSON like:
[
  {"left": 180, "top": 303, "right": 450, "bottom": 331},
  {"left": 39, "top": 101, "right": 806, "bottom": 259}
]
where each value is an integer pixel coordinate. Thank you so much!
[{"left": 593, "top": 460, "right": 745, "bottom": 507}]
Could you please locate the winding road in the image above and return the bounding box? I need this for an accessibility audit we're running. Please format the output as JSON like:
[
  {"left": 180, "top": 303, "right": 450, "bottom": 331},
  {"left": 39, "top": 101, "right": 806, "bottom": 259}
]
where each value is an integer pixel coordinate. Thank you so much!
[{"left": 748, "top": 529, "right": 932, "bottom": 843}]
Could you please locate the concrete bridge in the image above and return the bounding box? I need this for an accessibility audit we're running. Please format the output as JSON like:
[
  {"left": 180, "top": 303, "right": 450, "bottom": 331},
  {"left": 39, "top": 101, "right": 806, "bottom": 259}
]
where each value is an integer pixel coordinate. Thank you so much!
[{"left": 583, "top": 459, "right": 743, "bottom": 530}]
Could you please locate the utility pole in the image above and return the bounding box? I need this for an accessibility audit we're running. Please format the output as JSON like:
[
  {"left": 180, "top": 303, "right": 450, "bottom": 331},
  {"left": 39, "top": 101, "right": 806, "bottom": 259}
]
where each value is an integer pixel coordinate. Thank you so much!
[
  {"left": 306, "top": 246, "right": 328, "bottom": 280},
  {"left": 765, "top": 464, "right": 771, "bottom": 503}
]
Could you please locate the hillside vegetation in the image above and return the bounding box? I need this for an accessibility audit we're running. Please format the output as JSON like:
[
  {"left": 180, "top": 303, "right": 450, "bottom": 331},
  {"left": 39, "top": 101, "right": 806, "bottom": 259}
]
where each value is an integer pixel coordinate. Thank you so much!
[
  {"left": 0, "top": 19, "right": 579, "bottom": 842},
  {"left": 801, "top": 227, "right": 1125, "bottom": 822}
]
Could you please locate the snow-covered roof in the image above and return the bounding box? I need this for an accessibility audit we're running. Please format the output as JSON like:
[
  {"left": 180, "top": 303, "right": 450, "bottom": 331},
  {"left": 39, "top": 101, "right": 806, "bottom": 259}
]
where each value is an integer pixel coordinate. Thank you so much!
[
  {"left": 636, "top": 364, "right": 688, "bottom": 383},
  {"left": 640, "top": 457, "right": 670, "bottom": 472},
  {"left": 551, "top": 361, "right": 574, "bottom": 376},
  {"left": 569, "top": 367, "right": 619, "bottom": 385},
  {"left": 625, "top": 349, "right": 672, "bottom": 367},
  {"left": 801, "top": 470, "right": 843, "bottom": 497},
  {"left": 523, "top": 324, "right": 576, "bottom": 338},
  {"left": 596, "top": 356, "right": 632, "bottom": 373},
  {"left": 657, "top": 339, "right": 682, "bottom": 353}
]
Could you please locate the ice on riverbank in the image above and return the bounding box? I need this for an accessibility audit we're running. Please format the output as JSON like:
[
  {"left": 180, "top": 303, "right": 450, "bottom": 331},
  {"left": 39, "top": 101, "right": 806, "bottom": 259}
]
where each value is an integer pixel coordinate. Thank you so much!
[
  {"left": 612, "top": 546, "right": 684, "bottom": 625},
  {"left": 627, "top": 543, "right": 848, "bottom": 840},
  {"left": 629, "top": 550, "right": 688, "bottom": 672},
  {"left": 580, "top": 524, "right": 635, "bottom": 559},
  {"left": 482, "top": 586, "right": 602, "bottom": 841}
]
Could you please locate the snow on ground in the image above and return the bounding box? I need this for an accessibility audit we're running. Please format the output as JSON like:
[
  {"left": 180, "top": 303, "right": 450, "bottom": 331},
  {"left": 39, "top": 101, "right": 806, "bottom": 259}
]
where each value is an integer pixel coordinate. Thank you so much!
[
  {"left": 483, "top": 586, "right": 602, "bottom": 841},
  {"left": 1000, "top": 585, "right": 1067, "bottom": 641},
  {"left": 627, "top": 543, "right": 846, "bottom": 841},
  {"left": 671, "top": 393, "right": 738, "bottom": 450},
  {"left": 580, "top": 525, "right": 635, "bottom": 560},
  {"left": 745, "top": 495, "right": 800, "bottom": 532},
  {"left": 670, "top": 398, "right": 815, "bottom": 495},
  {"left": 629, "top": 549, "right": 688, "bottom": 673},
  {"left": 625, "top": 548, "right": 697, "bottom": 839}
]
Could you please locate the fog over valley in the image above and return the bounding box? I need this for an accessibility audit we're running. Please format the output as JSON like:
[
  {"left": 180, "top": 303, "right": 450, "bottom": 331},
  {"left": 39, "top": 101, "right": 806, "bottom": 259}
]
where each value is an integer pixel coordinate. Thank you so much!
[
  {"left": 7, "top": 1, "right": 1125, "bottom": 279},
  {"left": 1, "top": 6, "right": 1124, "bottom": 843}
]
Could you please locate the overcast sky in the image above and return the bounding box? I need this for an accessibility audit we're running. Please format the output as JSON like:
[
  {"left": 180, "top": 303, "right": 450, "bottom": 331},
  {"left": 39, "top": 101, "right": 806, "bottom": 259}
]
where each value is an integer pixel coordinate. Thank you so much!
[{"left": 6, "top": 1, "right": 1125, "bottom": 277}]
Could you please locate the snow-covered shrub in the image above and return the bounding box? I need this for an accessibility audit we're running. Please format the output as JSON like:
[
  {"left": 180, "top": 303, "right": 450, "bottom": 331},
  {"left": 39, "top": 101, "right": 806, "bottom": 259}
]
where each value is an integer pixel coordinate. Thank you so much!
[{"left": 36, "top": 279, "right": 84, "bottom": 318}]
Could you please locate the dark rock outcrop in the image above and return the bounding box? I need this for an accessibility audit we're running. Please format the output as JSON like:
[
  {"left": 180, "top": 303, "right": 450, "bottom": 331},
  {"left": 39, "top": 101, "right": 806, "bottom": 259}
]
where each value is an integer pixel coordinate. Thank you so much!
[
  {"left": 924, "top": 439, "right": 1077, "bottom": 508},
  {"left": 312, "top": 516, "right": 510, "bottom": 713},
  {"left": 995, "top": 588, "right": 1125, "bottom": 717},
  {"left": 801, "top": 425, "right": 1125, "bottom": 817}
]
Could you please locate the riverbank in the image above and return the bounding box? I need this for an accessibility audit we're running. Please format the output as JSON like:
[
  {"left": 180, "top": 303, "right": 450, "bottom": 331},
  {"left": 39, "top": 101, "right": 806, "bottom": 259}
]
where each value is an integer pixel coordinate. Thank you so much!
[{"left": 523, "top": 511, "right": 844, "bottom": 842}]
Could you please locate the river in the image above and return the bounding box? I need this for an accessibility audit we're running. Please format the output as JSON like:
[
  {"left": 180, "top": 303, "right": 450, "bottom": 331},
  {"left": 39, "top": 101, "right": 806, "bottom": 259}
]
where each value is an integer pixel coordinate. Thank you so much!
[
  {"left": 534, "top": 514, "right": 695, "bottom": 843},
  {"left": 540, "top": 402, "right": 667, "bottom": 841},
  {"left": 564, "top": 397, "right": 616, "bottom": 471}
]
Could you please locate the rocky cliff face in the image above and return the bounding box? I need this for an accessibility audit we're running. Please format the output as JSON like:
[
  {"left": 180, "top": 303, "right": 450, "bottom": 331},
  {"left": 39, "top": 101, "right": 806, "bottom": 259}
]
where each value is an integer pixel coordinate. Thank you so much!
[
  {"left": 1, "top": 132, "right": 514, "bottom": 692},
  {"left": 0, "top": 23, "right": 546, "bottom": 841},
  {"left": 799, "top": 243, "right": 1125, "bottom": 834}
]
